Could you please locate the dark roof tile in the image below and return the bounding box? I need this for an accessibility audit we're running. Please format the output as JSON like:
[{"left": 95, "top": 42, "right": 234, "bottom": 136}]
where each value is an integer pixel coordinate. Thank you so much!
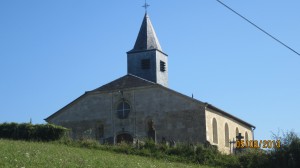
[
  {"left": 128, "top": 13, "right": 162, "bottom": 53},
  {"left": 93, "top": 74, "right": 155, "bottom": 92}
]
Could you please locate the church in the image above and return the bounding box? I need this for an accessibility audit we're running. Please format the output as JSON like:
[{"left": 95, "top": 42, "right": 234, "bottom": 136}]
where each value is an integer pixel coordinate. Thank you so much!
[{"left": 45, "top": 12, "right": 255, "bottom": 154}]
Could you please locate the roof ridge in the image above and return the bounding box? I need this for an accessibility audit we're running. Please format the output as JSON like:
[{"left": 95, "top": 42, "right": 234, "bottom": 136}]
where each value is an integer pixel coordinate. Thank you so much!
[
  {"left": 92, "top": 74, "right": 155, "bottom": 92},
  {"left": 127, "top": 73, "right": 156, "bottom": 84}
]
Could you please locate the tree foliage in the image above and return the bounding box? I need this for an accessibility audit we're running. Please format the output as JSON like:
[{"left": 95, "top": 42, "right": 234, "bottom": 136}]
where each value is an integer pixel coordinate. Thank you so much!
[{"left": 270, "top": 130, "right": 300, "bottom": 168}]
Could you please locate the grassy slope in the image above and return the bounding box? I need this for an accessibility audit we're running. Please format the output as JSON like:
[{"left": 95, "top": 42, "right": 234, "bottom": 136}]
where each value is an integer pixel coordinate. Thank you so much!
[{"left": 0, "top": 139, "right": 212, "bottom": 168}]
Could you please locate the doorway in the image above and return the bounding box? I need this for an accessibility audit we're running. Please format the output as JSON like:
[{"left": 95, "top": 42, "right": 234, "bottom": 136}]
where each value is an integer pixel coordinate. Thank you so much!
[{"left": 116, "top": 133, "right": 133, "bottom": 144}]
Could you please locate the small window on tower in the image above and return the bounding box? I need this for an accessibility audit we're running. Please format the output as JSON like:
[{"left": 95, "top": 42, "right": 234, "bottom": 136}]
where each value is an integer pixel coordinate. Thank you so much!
[
  {"left": 141, "top": 59, "right": 150, "bottom": 69},
  {"left": 160, "top": 61, "right": 166, "bottom": 72}
]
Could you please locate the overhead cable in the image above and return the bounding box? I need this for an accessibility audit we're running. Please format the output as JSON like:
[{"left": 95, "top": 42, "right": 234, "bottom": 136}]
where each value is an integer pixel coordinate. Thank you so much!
[{"left": 216, "top": 0, "right": 300, "bottom": 56}]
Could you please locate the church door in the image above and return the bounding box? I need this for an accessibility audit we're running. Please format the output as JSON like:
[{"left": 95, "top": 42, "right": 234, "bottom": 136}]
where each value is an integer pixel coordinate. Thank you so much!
[{"left": 116, "top": 133, "right": 133, "bottom": 144}]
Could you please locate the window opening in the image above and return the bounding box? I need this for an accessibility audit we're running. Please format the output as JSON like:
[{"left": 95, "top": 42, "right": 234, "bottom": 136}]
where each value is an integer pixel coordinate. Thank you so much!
[
  {"left": 117, "top": 102, "right": 130, "bottom": 119},
  {"left": 160, "top": 60, "right": 166, "bottom": 72},
  {"left": 141, "top": 59, "right": 150, "bottom": 69}
]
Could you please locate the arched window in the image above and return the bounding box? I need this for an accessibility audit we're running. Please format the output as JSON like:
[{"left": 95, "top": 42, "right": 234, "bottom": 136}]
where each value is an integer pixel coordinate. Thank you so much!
[
  {"left": 212, "top": 118, "right": 218, "bottom": 144},
  {"left": 245, "top": 132, "right": 249, "bottom": 141},
  {"left": 225, "top": 123, "right": 229, "bottom": 147},
  {"left": 117, "top": 102, "right": 130, "bottom": 119},
  {"left": 236, "top": 127, "right": 239, "bottom": 137}
]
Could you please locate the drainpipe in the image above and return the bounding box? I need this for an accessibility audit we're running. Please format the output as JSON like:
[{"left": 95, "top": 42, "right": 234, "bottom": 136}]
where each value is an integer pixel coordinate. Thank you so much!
[
  {"left": 251, "top": 127, "right": 256, "bottom": 140},
  {"left": 111, "top": 91, "right": 115, "bottom": 145},
  {"left": 204, "top": 103, "right": 208, "bottom": 143}
]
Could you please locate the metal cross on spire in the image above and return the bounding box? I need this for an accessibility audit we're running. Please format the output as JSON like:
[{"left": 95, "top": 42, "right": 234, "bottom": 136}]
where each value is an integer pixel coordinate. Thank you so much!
[{"left": 142, "top": 0, "right": 150, "bottom": 13}]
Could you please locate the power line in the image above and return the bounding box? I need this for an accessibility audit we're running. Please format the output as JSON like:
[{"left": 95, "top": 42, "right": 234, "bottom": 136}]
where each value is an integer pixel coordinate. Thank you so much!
[{"left": 216, "top": 0, "right": 300, "bottom": 56}]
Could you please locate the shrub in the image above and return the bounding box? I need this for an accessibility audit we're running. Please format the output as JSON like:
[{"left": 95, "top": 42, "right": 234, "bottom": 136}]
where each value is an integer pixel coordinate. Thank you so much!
[
  {"left": 238, "top": 149, "right": 271, "bottom": 168},
  {"left": 271, "top": 130, "right": 300, "bottom": 168},
  {"left": 142, "top": 139, "right": 156, "bottom": 151},
  {"left": 214, "top": 153, "right": 240, "bottom": 168},
  {"left": 194, "top": 144, "right": 217, "bottom": 164},
  {"left": 77, "top": 138, "right": 100, "bottom": 149},
  {"left": 166, "top": 143, "right": 194, "bottom": 158},
  {"left": 0, "top": 122, "right": 68, "bottom": 141},
  {"left": 0, "top": 122, "right": 18, "bottom": 139}
]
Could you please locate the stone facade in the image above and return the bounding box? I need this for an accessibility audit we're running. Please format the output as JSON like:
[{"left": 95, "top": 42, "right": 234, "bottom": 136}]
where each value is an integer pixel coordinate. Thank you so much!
[{"left": 47, "top": 82, "right": 207, "bottom": 144}]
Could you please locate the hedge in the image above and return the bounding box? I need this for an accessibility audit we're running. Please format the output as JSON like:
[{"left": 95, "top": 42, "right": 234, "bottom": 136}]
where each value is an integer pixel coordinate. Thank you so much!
[{"left": 0, "top": 122, "right": 68, "bottom": 141}]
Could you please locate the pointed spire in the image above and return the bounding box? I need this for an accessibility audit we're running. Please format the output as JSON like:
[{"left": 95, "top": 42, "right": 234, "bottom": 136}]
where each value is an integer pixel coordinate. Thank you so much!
[{"left": 129, "top": 13, "right": 162, "bottom": 52}]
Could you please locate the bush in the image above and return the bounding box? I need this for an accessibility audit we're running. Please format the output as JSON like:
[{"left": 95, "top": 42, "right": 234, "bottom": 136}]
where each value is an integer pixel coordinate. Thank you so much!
[
  {"left": 0, "top": 122, "right": 68, "bottom": 141},
  {"left": 238, "top": 149, "right": 271, "bottom": 168},
  {"left": 142, "top": 139, "right": 156, "bottom": 151},
  {"left": 214, "top": 153, "right": 240, "bottom": 168},
  {"left": 271, "top": 130, "right": 300, "bottom": 168},
  {"left": 194, "top": 144, "right": 218, "bottom": 164},
  {"left": 166, "top": 143, "right": 194, "bottom": 158}
]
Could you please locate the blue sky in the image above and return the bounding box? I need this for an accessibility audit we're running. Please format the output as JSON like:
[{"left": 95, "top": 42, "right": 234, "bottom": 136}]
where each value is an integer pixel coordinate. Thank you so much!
[{"left": 0, "top": 0, "right": 299, "bottom": 142}]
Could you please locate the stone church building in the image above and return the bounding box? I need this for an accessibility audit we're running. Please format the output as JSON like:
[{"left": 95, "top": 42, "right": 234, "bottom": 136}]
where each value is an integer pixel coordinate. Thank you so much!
[{"left": 45, "top": 13, "right": 255, "bottom": 153}]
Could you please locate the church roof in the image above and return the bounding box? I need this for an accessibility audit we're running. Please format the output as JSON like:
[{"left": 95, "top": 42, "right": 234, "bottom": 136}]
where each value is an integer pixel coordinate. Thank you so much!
[
  {"left": 205, "top": 104, "right": 255, "bottom": 129},
  {"left": 93, "top": 74, "right": 155, "bottom": 92},
  {"left": 128, "top": 13, "right": 162, "bottom": 53}
]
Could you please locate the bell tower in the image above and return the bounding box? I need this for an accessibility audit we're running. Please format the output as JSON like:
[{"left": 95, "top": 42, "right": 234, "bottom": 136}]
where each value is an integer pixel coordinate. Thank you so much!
[{"left": 127, "top": 14, "right": 168, "bottom": 87}]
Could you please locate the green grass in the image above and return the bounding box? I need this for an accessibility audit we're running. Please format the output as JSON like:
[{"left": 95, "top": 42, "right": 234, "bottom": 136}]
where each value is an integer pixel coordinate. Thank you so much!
[{"left": 0, "top": 139, "right": 212, "bottom": 168}]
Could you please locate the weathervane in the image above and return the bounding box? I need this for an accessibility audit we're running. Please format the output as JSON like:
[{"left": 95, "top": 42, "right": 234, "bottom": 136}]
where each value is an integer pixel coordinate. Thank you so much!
[{"left": 142, "top": 0, "right": 150, "bottom": 13}]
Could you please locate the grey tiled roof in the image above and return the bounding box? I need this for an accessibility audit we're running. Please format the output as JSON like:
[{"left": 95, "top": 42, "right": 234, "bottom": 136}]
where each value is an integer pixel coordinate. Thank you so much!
[
  {"left": 128, "top": 13, "right": 162, "bottom": 53},
  {"left": 206, "top": 104, "right": 255, "bottom": 129},
  {"left": 93, "top": 74, "right": 155, "bottom": 92}
]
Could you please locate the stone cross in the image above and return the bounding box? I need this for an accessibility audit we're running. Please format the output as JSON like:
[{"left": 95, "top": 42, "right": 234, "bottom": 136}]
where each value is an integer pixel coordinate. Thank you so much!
[
  {"left": 235, "top": 133, "right": 244, "bottom": 153},
  {"left": 236, "top": 133, "right": 244, "bottom": 141}
]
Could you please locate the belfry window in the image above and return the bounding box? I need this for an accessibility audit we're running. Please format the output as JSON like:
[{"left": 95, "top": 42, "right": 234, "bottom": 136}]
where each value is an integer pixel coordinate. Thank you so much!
[
  {"left": 117, "top": 102, "right": 130, "bottom": 119},
  {"left": 160, "top": 60, "right": 166, "bottom": 72},
  {"left": 141, "top": 59, "right": 150, "bottom": 69}
]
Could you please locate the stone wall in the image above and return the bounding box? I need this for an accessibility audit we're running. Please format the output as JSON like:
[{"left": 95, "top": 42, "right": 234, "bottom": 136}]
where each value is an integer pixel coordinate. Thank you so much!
[
  {"left": 155, "top": 50, "right": 168, "bottom": 87},
  {"left": 205, "top": 108, "right": 253, "bottom": 154},
  {"left": 47, "top": 85, "right": 207, "bottom": 144},
  {"left": 133, "top": 86, "right": 206, "bottom": 144},
  {"left": 127, "top": 50, "right": 168, "bottom": 87},
  {"left": 127, "top": 50, "right": 157, "bottom": 83}
]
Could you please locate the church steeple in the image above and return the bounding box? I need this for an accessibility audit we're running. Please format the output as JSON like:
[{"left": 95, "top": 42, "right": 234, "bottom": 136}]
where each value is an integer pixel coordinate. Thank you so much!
[
  {"left": 129, "top": 13, "right": 162, "bottom": 52},
  {"left": 127, "top": 13, "right": 168, "bottom": 87}
]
